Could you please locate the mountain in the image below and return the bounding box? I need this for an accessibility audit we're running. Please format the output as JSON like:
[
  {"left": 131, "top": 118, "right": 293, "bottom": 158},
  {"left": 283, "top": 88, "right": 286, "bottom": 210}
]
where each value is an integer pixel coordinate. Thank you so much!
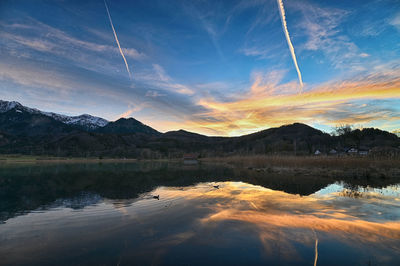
[
  {"left": 244, "top": 123, "right": 329, "bottom": 140},
  {"left": 162, "top": 129, "right": 214, "bottom": 141},
  {"left": 231, "top": 123, "right": 333, "bottom": 154},
  {"left": 97, "top": 117, "right": 161, "bottom": 136},
  {"left": 0, "top": 100, "right": 398, "bottom": 158},
  {"left": 0, "top": 108, "right": 76, "bottom": 137},
  {"left": 0, "top": 100, "right": 108, "bottom": 131},
  {"left": 333, "top": 127, "right": 400, "bottom": 150},
  {"left": 45, "top": 113, "right": 108, "bottom": 131}
]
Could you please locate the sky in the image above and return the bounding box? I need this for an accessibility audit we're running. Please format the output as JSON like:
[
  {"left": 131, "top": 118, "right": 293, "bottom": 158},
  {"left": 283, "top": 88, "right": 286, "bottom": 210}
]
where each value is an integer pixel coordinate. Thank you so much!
[{"left": 0, "top": 0, "right": 399, "bottom": 136}]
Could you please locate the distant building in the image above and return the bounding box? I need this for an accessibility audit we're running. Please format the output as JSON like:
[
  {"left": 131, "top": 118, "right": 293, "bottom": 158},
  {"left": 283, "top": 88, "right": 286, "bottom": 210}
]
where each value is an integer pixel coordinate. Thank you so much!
[
  {"left": 347, "top": 148, "right": 358, "bottom": 155},
  {"left": 183, "top": 153, "right": 198, "bottom": 164},
  {"left": 329, "top": 149, "right": 337, "bottom": 155}
]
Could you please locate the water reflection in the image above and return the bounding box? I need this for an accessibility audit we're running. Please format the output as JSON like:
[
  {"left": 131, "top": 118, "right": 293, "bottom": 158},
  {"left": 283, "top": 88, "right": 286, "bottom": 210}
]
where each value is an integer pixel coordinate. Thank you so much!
[
  {"left": 316, "top": 182, "right": 400, "bottom": 198},
  {"left": 0, "top": 162, "right": 336, "bottom": 222},
  {"left": 0, "top": 162, "right": 399, "bottom": 265}
]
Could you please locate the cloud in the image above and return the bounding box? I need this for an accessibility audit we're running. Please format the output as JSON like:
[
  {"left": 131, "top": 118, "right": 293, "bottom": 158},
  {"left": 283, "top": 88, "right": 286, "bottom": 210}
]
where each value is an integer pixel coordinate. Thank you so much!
[
  {"left": 389, "top": 12, "right": 400, "bottom": 30},
  {"left": 0, "top": 58, "right": 143, "bottom": 118},
  {"left": 181, "top": 2, "right": 225, "bottom": 60},
  {"left": 122, "top": 48, "right": 143, "bottom": 59},
  {"left": 135, "top": 64, "right": 194, "bottom": 95},
  {"left": 226, "top": 0, "right": 277, "bottom": 34},
  {"left": 240, "top": 46, "right": 273, "bottom": 60},
  {"left": 104, "top": 0, "right": 132, "bottom": 79},
  {"left": 2, "top": 20, "right": 144, "bottom": 59},
  {"left": 159, "top": 182, "right": 400, "bottom": 259},
  {"left": 1, "top": 2, "right": 398, "bottom": 136},
  {"left": 0, "top": 32, "right": 56, "bottom": 52},
  {"left": 290, "top": 1, "right": 370, "bottom": 72},
  {"left": 276, "top": 0, "right": 303, "bottom": 91},
  {"left": 2, "top": 54, "right": 399, "bottom": 136},
  {"left": 145, "top": 90, "right": 165, "bottom": 97},
  {"left": 117, "top": 103, "right": 148, "bottom": 119},
  {"left": 152, "top": 64, "right": 171, "bottom": 82},
  {"left": 190, "top": 67, "right": 400, "bottom": 136},
  {"left": 0, "top": 54, "right": 204, "bottom": 126},
  {"left": 0, "top": 19, "right": 145, "bottom": 77}
]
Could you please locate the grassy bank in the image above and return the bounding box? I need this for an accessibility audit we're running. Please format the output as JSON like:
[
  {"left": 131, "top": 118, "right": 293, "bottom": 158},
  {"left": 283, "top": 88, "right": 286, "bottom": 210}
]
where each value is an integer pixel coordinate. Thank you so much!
[
  {"left": 0, "top": 154, "right": 139, "bottom": 164},
  {"left": 201, "top": 155, "right": 400, "bottom": 169},
  {"left": 0, "top": 154, "right": 185, "bottom": 165},
  {"left": 2, "top": 154, "right": 399, "bottom": 180},
  {"left": 201, "top": 155, "right": 400, "bottom": 180}
]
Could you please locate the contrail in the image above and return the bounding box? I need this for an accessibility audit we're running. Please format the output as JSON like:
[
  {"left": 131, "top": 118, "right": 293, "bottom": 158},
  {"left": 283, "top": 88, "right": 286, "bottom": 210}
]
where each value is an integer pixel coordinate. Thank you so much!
[
  {"left": 104, "top": 0, "right": 132, "bottom": 79},
  {"left": 314, "top": 237, "right": 318, "bottom": 266},
  {"left": 277, "top": 0, "right": 303, "bottom": 92},
  {"left": 312, "top": 229, "right": 319, "bottom": 266}
]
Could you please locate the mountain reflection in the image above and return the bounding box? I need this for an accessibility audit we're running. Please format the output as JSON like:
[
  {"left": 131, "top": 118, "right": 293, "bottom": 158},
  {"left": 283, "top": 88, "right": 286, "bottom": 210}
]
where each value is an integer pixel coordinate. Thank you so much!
[
  {"left": 1, "top": 162, "right": 399, "bottom": 265},
  {"left": 0, "top": 162, "right": 399, "bottom": 222}
]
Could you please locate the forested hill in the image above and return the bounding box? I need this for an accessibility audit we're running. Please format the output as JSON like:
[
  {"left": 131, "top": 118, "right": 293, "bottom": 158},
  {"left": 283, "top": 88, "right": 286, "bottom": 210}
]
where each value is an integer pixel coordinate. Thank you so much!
[{"left": 0, "top": 100, "right": 399, "bottom": 158}]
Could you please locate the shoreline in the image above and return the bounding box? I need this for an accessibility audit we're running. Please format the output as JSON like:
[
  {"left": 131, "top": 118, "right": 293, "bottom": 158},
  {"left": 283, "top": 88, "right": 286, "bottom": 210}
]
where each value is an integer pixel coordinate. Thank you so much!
[
  {"left": 1, "top": 154, "right": 399, "bottom": 180},
  {"left": 201, "top": 155, "right": 400, "bottom": 180},
  {"left": 0, "top": 155, "right": 179, "bottom": 164}
]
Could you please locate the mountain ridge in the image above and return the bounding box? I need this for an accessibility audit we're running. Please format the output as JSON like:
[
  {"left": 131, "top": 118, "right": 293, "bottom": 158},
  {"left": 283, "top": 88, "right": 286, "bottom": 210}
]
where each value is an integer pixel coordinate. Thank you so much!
[
  {"left": 97, "top": 117, "right": 161, "bottom": 136},
  {"left": 0, "top": 100, "right": 399, "bottom": 158},
  {"left": 0, "top": 100, "right": 108, "bottom": 131}
]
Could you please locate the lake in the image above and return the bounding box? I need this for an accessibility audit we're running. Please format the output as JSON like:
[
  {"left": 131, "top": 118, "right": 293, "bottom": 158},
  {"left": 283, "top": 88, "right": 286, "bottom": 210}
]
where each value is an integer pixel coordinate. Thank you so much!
[{"left": 1, "top": 162, "right": 399, "bottom": 265}]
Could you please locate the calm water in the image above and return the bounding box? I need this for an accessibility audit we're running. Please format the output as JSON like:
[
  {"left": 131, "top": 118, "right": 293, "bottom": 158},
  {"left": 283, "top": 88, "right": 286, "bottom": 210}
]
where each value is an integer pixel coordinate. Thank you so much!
[{"left": 0, "top": 162, "right": 399, "bottom": 265}]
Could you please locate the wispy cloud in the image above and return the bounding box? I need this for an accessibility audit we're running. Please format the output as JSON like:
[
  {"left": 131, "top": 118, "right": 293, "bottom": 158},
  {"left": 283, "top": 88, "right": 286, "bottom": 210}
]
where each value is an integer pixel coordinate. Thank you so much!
[
  {"left": 145, "top": 90, "right": 165, "bottom": 97},
  {"left": 117, "top": 103, "right": 148, "bottom": 119},
  {"left": 1, "top": 1, "right": 399, "bottom": 136},
  {"left": 135, "top": 64, "right": 194, "bottom": 95},
  {"left": 104, "top": 0, "right": 132, "bottom": 79},
  {"left": 191, "top": 67, "right": 400, "bottom": 135},
  {"left": 181, "top": 2, "right": 225, "bottom": 61},
  {"left": 226, "top": 0, "right": 277, "bottom": 35},
  {"left": 1, "top": 20, "right": 144, "bottom": 59},
  {"left": 0, "top": 56, "right": 203, "bottom": 125},
  {"left": 240, "top": 46, "right": 275, "bottom": 60},
  {"left": 0, "top": 19, "right": 144, "bottom": 77},
  {"left": 389, "top": 12, "right": 400, "bottom": 30},
  {"left": 276, "top": 0, "right": 303, "bottom": 92},
  {"left": 290, "top": 1, "right": 369, "bottom": 72}
]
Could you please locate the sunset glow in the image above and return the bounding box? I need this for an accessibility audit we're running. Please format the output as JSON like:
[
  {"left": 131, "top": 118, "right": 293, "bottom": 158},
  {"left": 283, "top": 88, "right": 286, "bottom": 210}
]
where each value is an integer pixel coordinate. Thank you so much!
[{"left": 0, "top": 0, "right": 399, "bottom": 135}]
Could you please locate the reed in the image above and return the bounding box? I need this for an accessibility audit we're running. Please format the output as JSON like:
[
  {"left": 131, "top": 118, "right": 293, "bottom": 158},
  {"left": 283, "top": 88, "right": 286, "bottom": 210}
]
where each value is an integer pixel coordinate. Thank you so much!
[{"left": 201, "top": 155, "right": 400, "bottom": 170}]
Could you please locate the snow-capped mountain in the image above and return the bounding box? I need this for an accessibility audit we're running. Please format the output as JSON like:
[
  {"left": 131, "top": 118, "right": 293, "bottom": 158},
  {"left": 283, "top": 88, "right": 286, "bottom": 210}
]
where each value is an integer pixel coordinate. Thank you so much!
[
  {"left": 0, "top": 100, "right": 108, "bottom": 130},
  {"left": 42, "top": 112, "right": 109, "bottom": 130}
]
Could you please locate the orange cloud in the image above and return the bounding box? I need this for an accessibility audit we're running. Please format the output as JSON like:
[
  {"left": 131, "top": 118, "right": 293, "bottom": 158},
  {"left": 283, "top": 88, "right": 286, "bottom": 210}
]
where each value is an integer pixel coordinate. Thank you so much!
[
  {"left": 185, "top": 71, "right": 400, "bottom": 136},
  {"left": 153, "top": 182, "right": 400, "bottom": 260}
]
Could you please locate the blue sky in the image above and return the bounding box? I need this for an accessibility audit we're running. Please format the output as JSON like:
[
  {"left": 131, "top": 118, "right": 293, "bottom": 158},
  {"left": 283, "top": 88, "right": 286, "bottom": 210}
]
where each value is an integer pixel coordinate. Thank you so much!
[{"left": 0, "top": 0, "right": 399, "bottom": 135}]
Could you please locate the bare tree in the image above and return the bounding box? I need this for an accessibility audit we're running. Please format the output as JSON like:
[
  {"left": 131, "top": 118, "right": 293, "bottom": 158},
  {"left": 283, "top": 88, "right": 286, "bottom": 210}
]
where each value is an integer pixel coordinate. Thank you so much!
[{"left": 333, "top": 124, "right": 353, "bottom": 136}]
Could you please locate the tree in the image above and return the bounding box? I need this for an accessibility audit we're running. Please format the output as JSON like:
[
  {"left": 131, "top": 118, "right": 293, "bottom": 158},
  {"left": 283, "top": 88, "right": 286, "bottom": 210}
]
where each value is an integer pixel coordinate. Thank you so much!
[
  {"left": 332, "top": 124, "right": 353, "bottom": 148},
  {"left": 332, "top": 124, "right": 352, "bottom": 136}
]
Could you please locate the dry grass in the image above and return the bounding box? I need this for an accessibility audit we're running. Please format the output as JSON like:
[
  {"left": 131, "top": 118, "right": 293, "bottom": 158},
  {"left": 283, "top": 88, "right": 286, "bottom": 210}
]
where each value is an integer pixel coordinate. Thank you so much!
[
  {"left": 201, "top": 155, "right": 400, "bottom": 181},
  {"left": 201, "top": 155, "right": 400, "bottom": 170},
  {"left": 0, "top": 154, "right": 138, "bottom": 164}
]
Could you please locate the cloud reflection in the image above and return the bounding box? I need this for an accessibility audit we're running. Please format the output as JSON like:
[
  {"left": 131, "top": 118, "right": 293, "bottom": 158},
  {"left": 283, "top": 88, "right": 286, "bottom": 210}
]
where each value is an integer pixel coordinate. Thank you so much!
[{"left": 156, "top": 181, "right": 400, "bottom": 259}]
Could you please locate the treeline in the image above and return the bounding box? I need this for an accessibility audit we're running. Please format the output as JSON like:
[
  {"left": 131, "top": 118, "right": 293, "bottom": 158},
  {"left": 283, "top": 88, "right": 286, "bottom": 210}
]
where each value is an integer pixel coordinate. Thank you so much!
[{"left": 2, "top": 123, "right": 399, "bottom": 159}]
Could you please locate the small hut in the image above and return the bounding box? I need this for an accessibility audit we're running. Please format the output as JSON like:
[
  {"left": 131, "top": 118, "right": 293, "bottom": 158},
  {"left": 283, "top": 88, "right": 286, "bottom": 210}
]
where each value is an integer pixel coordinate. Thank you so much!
[{"left": 347, "top": 148, "right": 358, "bottom": 155}]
